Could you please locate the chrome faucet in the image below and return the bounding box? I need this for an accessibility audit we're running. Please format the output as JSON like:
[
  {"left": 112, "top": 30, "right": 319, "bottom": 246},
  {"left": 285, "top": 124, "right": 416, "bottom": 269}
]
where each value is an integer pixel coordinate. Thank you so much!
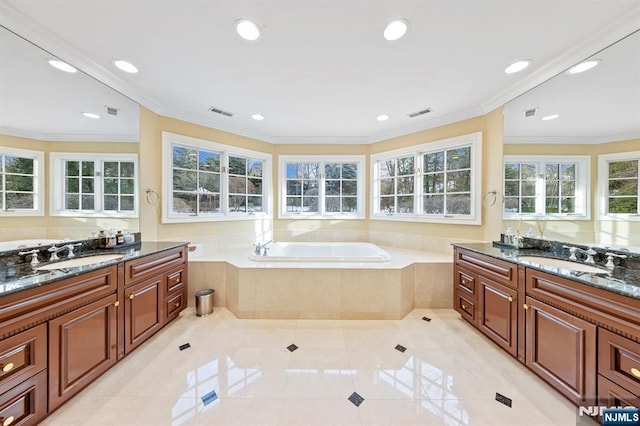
[
  {"left": 563, "top": 245, "right": 597, "bottom": 264},
  {"left": 48, "top": 244, "right": 67, "bottom": 261},
  {"left": 65, "top": 243, "right": 82, "bottom": 258},
  {"left": 19, "top": 248, "right": 41, "bottom": 265},
  {"left": 605, "top": 252, "right": 627, "bottom": 269},
  {"left": 253, "top": 240, "right": 274, "bottom": 256}
]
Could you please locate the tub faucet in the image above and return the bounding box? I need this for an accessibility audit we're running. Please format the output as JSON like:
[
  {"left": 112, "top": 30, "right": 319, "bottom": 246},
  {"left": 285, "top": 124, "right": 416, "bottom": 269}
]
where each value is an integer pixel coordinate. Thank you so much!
[
  {"left": 563, "top": 245, "right": 597, "bottom": 263},
  {"left": 253, "top": 240, "right": 273, "bottom": 256}
]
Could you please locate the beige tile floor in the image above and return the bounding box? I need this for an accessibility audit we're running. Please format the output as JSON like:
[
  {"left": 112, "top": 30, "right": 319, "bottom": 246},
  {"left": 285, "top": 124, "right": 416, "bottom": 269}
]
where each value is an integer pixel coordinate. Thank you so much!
[{"left": 42, "top": 307, "right": 581, "bottom": 425}]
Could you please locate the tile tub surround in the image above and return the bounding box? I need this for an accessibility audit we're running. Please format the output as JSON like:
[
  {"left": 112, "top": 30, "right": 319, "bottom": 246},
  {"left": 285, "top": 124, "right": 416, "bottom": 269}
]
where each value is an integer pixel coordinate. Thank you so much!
[
  {"left": 188, "top": 246, "right": 453, "bottom": 319},
  {"left": 40, "top": 307, "right": 578, "bottom": 425}
]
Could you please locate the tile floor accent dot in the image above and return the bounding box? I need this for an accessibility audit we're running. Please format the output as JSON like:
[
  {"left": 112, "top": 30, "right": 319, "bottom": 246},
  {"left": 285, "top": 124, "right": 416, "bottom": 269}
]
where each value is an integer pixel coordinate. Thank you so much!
[
  {"left": 495, "top": 392, "right": 513, "bottom": 408},
  {"left": 348, "top": 392, "right": 365, "bottom": 407},
  {"left": 394, "top": 344, "right": 407, "bottom": 353},
  {"left": 422, "top": 316, "right": 432, "bottom": 322},
  {"left": 287, "top": 343, "right": 299, "bottom": 352},
  {"left": 178, "top": 343, "right": 191, "bottom": 351},
  {"left": 40, "top": 307, "right": 579, "bottom": 425}
]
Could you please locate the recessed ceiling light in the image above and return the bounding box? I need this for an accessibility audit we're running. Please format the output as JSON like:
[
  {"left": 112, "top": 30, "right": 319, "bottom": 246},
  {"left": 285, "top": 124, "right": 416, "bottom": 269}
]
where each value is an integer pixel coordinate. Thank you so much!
[
  {"left": 82, "top": 112, "right": 100, "bottom": 119},
  {"left": 377, "top": 114, "right": 390, "bottom": 121},
  {"left": 542, "top": 114, "right": 559, "bottom": 121},
  {"left": 114, "top": 60, "right": 138, "bottom": 74},
  {"left": 48, "top": 59, "right": 77, "bottom": 73},
  {"left": 504, "top": 60, "right": 532, "bottom": 74},
  {"left": 235, "top": 19, "right": 262, "bottom": 41},
  {"left": 566, "top": 59, "right": 601, "bottom": 75},
  {"left": 384, "top": 19, "right": 409, "bottom": 41},
  {"left": 251, "top": 113, "right": 265, "bottom": 121}
]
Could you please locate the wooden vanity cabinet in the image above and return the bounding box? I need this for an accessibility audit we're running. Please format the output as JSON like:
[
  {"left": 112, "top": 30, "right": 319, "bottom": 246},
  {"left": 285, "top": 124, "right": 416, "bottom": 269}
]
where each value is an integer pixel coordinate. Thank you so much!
[
  {"left": 0, "top": 243, "right": 188, "bottom": 424},
  {"left": 453, "top": 247, "right": 519, "bottom": 356},
  {"left": 123, "top": 246, "right": 187, "bottom": 354}
]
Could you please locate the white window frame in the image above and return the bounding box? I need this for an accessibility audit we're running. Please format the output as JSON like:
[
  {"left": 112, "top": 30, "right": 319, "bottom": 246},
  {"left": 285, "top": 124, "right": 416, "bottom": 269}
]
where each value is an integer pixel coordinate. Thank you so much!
[
  {"left": 598, "top": 151, "right": 640, "bottom": 222},
  {"left": 162, "top": 132, "right": 272, "bottom": 223},
  {"left": 0, "top": 146, "right": 44, "bottom": 217},
  {"left": 278, "top": 155, "right": 365, "bottom": 219},
  {"left": 503, "top": 155, "right": 590, "bottom": 220},
  {"left": 370, "top": 132, "right": 482, "bottom": 225},
  {"left": 50, "top": 152, "right": 139, "bottom": 218}
]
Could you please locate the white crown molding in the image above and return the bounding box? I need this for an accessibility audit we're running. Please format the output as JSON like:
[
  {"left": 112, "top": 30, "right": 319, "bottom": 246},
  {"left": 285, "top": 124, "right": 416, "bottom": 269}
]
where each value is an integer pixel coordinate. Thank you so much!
[
  {"left": 504, "top": 130, "right": 640, "bottom": 145},
  {"left": 272, "top": 135, "right": 370, "bottom": 144},
  {"left": 481, "top": 6, "right": 640, "bottom": 114},
  {"left": 0, "top": 126, "right": 139, "bottom": 143}
]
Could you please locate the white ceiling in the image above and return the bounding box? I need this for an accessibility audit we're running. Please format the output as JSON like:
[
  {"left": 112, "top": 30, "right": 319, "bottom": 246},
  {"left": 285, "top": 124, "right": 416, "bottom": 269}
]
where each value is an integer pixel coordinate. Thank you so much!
[{"left": 1, "top": 0, "right": 639, "bottom": 144}]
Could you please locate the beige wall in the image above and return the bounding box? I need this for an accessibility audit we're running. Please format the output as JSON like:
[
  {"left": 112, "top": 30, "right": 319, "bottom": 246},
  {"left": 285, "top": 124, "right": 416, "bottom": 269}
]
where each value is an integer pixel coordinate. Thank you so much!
[
  {"left": 138, "top": 107, "right": 505, "bottom": 249},
  {"left": 0, "top": 134, "right": 139, "bottom": 241},
  {"left": 503, "top": 137, "right": 640, "bottom": 245}
]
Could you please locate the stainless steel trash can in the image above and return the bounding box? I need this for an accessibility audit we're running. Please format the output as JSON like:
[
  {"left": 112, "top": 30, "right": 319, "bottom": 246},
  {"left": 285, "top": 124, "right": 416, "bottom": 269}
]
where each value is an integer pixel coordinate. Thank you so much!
[{"left": 195, "top": 289, "right": 214, "bottom": 316}]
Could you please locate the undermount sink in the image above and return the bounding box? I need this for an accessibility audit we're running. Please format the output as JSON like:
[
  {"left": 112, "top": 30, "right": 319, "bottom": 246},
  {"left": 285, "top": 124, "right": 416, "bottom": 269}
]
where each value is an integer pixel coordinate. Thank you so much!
[
  {"left": 518, "top": 256, "right": 607, "bottom": 274},
  {"left": 37, "top": 254, "right": 124, "bottom": 271}
]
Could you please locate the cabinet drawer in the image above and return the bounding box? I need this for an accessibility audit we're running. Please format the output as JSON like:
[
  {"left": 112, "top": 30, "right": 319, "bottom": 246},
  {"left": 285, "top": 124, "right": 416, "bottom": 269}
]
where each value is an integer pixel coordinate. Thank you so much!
[
  {"left": 598, "top": 328, "right": 640, "bottom": 396},
  {"left": 0, "top": 324, "right": 46, "bottom": 395},
  {"left": 454, "top": 248, "right": 517, "bottom": 288},
  {"left": 0, "top": 369, "right": 47, "bottom": 426},
  {"left": 598, "top": 374, "right": 638, "bottom": 407},
  {"left": 455, "top": 290, "right": 477, "bottom": 325},
  {"left": 124, "top": 247, "right": 186, "bottom": 286},
  {"left": 165, "top": 268, "right": 185, "bottom": 295},
  {"left": 165, "top": 291, "right": 185, "bottom": 322},
  {"left": 455, "top": 268, "right": 476, "bottom": 296}
]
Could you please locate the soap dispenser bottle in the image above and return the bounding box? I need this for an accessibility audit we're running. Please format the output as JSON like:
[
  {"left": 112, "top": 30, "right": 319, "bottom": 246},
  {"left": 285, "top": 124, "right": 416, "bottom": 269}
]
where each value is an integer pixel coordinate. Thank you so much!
[{"left": 116, "top": 230, "right": 124, "bottom": 245}]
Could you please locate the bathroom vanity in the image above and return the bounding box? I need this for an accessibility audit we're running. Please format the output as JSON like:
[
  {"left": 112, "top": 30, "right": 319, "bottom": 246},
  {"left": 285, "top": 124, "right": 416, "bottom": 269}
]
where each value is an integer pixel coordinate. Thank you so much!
[
  {"left": 453, "top": 242, "right": 640, "bottom": 410},
  {"left": 0, "top": 242, "right": 188, "bottom": 425}
]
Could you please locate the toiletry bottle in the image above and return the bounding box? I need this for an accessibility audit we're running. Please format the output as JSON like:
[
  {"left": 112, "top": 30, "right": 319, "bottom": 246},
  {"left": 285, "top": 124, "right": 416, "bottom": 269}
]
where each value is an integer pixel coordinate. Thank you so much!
[
  {"left": 116, "top": 230, "right": 124, "bottom": 245},
  {"left": 97, "top": 230, "right": 106, "bottom": 248},
  {"left": 504, "top": 228, "right": 513, "bottom": 245}
]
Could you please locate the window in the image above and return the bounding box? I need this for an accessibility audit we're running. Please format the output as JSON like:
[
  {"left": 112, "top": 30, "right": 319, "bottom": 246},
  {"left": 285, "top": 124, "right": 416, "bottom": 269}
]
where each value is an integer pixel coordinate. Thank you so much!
[
  {"left": 279, "top": 155, "right": 365, "bottom": 218},
  {"left": 598, "top": 151, "right": 640, "bottom": 220},
  {"left": 50, "top": 153, "right": 138, "bottom": 217},
  {"left": 503, "top": 155, "right": 589, "bottom": 219},
  {"left": 371, "top": 132, "right": 482, "bottom": 224},
  {"left": 162, "top": 132, "right": 271, "bottom": 223},
  {"left": 0, "top": 147, "right": 44, "bottom": 216}
]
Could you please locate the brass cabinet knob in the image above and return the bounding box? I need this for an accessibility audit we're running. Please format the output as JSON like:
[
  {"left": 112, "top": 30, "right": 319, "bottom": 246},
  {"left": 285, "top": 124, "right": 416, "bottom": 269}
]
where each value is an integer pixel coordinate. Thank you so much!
[
  {"left": 461, "top": 304, "right": 467, "bottom": 310},
  {"left": 2, "top": 415, "right": 15, "bottom": 426},
  {"left": 508, "top": 296, "right": 513, "bottom": 302},
  {"left": 631, "top": 367, "right": 640, "bottom": 378},
  {"left": 523, "top": 304, "right": 529, "bottom": 310},
  {"left": 114, "top": 301, "right": 120, "bottom": 307},
  {"left": 129, "top": 294, "right": 135, "bottom": 300},
  {"left": 1, "top": 362, "right": 14, "bottom": 373},
  {"left": 174, "top": 302, "right": 180, "bottom": 307}
]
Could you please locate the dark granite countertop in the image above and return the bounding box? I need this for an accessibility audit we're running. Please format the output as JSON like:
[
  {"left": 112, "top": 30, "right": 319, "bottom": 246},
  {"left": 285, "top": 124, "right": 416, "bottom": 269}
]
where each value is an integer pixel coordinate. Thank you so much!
[
  {"left": 0, "top": 241, "right": 188, "bottom": 297},
  {"left": 453, "top": 242, "right": 640, "bottom": 300}
]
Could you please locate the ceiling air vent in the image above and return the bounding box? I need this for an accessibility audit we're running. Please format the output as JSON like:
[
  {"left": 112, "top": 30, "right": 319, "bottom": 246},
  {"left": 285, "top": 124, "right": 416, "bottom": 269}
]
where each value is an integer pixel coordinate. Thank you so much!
[
  {"left": 407, "top": 107, "right": 433, "bottom": 118},
  {"left": 208, "top": 106, "right": 233, "bottom": 117},
  {"left": 524, "top": 108, "right": 538, "bottom": 118},
  {"left": 105, "top": 106, "right": 119, "bottom": 116}
]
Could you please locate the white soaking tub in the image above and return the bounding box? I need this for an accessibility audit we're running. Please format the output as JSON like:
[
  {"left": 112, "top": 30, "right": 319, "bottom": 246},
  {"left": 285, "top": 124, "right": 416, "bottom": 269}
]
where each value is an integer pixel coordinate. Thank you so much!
[{"left": 248, "top": 242, "right": 391, "bottom": 262}]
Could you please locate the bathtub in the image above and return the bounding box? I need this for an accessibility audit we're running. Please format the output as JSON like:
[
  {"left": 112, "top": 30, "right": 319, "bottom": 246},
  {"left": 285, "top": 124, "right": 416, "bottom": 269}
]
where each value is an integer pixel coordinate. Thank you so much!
[
  {"left": 0, "top": 239, "right": 62, "bottom": 252},
  {"left": 248, "top": 242, "right": 391, "bottom": 262}
]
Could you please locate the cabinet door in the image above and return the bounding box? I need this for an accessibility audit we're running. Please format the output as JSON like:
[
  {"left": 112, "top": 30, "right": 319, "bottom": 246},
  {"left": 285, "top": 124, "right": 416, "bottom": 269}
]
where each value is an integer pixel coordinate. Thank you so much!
[
  {"left": 598, "top": 328, "right": 640, "bottom": 396},
  {"left": 48, "top": 295, "right": 118, "bottom": 411},
  {"left": 478, "top": 277, "right": 518, "bottom": 357},
  {"left": 0, "top": 370, "right": 47, "bottom": 426},
  {"left": 597, "top": 374, "right": 638, "bottom": 408},
  {"left": 525, "top": 297, "right": 596, "bottom": 404},
  {"left": 125, "top": 276, "right": 163, "bottom": 354}
]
